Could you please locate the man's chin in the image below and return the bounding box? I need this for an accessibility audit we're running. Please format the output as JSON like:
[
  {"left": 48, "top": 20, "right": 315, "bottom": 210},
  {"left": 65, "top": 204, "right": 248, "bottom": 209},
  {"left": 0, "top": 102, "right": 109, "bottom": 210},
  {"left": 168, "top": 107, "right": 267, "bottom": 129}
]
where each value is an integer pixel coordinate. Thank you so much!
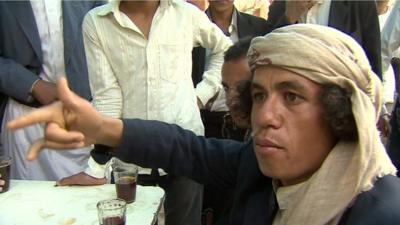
[{"left": 255, "top": 156, "right": 274, "bottom": 178}]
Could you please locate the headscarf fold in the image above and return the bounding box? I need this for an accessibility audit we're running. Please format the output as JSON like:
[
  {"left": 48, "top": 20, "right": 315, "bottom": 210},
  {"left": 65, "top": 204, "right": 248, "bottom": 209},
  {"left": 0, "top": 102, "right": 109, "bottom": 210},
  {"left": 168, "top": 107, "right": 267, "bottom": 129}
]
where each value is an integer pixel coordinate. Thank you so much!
[{"left": 248, "top": 24, "right": 396, "bottom": 225}]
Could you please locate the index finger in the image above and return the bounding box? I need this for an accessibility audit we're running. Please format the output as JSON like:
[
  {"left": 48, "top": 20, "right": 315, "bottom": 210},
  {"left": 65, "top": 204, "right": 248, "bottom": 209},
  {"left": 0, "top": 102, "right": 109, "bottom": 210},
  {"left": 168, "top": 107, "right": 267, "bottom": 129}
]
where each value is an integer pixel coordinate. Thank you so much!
[{"left": 7, "top": 102, "right": 61, "bottom": 131}]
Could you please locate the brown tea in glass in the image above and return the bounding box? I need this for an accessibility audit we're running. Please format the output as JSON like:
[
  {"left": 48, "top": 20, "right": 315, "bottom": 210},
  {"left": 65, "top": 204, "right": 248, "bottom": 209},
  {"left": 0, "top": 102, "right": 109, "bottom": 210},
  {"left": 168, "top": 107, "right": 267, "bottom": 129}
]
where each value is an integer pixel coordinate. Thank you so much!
[
  {"left": 0, "top": 156, "right": 11, "bottom": 193},
  {"left": 100, "top": 216, "right": 126, "bottom": 225},
  {"left": 116, "top": 176, "right": 137, "bottom": 203},
  {"left": 112, "top": 161, "right": 138, "bottom": 204}
]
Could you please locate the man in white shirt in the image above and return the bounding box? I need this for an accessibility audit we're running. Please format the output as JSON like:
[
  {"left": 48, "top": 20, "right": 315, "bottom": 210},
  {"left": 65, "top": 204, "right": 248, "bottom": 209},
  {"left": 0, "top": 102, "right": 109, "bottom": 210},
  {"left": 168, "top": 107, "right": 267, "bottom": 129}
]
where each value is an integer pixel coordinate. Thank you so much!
[
  {"left": 0, "top": 1, "right": 103, "bottom": 180},
  {"left": 57, "top": 1, "right": 231, "bottom": 225}
]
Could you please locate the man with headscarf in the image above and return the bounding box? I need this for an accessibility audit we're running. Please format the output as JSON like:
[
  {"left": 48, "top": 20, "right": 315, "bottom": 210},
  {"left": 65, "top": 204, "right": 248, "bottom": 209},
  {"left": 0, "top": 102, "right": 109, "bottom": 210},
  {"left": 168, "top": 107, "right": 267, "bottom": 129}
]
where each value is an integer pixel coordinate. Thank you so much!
[{"left": 7, "top": 24, "right": 400, "bottom": 225}]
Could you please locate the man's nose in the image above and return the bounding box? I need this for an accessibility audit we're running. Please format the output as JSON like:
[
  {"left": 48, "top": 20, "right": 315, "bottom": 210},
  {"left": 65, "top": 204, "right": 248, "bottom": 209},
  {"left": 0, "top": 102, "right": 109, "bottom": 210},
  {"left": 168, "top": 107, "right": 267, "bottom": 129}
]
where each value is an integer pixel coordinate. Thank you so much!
[{"left": 253, "top": 96, "right": 282, "bottom": 129}]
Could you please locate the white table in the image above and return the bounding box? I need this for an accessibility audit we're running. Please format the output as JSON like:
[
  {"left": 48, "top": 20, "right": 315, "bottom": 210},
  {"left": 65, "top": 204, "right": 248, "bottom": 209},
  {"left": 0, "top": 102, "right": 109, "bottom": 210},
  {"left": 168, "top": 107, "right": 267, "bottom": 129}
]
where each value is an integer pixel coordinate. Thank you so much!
[{"left": 0, "top": 180, "right": 164, "bottom": 225}]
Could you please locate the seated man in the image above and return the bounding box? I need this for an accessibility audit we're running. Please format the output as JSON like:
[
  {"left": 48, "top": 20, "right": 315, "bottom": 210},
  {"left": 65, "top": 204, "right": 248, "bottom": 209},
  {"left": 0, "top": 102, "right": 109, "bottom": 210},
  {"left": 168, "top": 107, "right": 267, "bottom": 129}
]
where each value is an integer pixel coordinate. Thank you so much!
[{"left": 8, "top": 24, "right": 400, "bottom": 225}]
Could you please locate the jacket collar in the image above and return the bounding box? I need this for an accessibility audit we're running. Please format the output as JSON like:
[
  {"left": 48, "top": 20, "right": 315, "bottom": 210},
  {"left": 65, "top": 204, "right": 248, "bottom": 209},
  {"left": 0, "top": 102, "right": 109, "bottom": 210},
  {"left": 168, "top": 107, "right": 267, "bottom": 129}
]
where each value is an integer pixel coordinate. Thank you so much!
[{"left": 6, "top": 1, "right": 43, "bottom": 62}]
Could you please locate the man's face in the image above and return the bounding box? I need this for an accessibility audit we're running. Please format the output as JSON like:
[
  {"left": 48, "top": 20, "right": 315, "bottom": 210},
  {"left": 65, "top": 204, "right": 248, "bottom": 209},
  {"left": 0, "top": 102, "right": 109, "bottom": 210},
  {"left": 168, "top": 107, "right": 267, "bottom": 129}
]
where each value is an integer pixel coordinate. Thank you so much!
[
  {"left": 251, "top": 66, "right": 336, "bottom": 186},
  {"left": 222, "top": 57, "right": 252, "bottom": 128},
  {"left": 208, "top": 0, "right": 234, "bottom": 13}
]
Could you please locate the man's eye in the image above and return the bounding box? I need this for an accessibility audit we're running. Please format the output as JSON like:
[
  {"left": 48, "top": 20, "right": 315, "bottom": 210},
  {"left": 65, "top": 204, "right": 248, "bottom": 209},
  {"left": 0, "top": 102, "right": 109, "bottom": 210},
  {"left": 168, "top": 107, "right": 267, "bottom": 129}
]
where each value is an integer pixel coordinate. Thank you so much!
[
  {"left": 285, "top": 92, "right": 301, "bottom": 103},
  {"left": 252, "top": 92, "right": 265, "bottom": 103}
]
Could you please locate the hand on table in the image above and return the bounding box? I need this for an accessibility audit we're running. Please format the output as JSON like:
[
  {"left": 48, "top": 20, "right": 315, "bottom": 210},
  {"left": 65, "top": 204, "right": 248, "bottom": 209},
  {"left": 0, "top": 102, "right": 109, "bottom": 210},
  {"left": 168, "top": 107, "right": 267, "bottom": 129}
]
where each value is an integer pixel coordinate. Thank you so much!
[{"left": 57, "top": 172, "right": 107, "bottom": 186}]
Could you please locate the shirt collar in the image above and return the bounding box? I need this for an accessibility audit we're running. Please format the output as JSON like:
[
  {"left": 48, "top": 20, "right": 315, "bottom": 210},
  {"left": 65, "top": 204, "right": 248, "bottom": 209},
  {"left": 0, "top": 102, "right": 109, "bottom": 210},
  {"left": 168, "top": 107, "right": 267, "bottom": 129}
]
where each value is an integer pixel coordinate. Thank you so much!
[
  {"left": 96, "top": 0, "right": 172, "bottom": 17},
  {"left": 96, "top": 0, "right": 172, "bottom": 31},
  {"left": 315, "top": 0, "right": 324, "bottom": 5},
  {"left": 206, "top": 7, "right": 238, "bottom": 36},
  {"left": 228, "top": 9, "right": 238, "bottom": 36}
]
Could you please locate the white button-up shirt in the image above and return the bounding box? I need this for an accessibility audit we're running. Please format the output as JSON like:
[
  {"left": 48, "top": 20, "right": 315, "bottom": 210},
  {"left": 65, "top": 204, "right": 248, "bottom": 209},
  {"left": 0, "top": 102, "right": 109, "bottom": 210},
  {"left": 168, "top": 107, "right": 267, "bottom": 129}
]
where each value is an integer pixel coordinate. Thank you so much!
[
  {"left": 381, "top": 1, "right": 400, "bottom": 104},
  {"left": 83, "top": 0, "right": 231, "bottom": 176},
  {"left": 84, "top": 0, "right": 231, "bottom": 135},
  {"left": 299, "top": 0, "right": 331, "bottom": 26},
  {"left": 31, "top": 0, "right": 65, "bottom": 82}
]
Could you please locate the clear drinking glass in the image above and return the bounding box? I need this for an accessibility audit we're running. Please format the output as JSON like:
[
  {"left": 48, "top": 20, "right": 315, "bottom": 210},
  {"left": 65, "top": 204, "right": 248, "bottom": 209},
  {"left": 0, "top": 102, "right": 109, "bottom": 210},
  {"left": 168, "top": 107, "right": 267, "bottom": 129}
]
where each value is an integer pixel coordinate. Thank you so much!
[
  {"left": 97, "top": 198, "right": 127, "bottom": 225},
  {"left": 113, "top": 160, "right": 138, "bottom": 204},
  {"left": 0, "top": 156, "right": 11, "bottom": 193}
]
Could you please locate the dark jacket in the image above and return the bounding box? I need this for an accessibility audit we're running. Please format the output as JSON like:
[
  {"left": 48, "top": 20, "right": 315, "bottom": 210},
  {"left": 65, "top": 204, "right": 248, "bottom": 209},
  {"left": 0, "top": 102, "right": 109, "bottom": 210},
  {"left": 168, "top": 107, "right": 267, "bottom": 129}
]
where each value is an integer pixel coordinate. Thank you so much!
[
  {"left": 192, "top": 7, "right": 269, "bottom": 86},
  {"left": 387, "top": 99, "right": 400, "bottom": 176},
  {"left": 114, "top": 119, "right": 400, "bottom": 225},
  {"left": 0, "top": 1, "right": 103, "bottom": 124},
  {"left": 266, "top": 0, "right": 382, "bottom": 79}
]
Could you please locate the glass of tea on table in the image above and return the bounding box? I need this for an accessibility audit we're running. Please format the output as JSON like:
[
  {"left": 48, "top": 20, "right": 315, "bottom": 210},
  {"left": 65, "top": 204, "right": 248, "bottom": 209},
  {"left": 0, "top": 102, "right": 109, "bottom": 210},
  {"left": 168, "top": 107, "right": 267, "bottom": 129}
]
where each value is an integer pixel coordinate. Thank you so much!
[
  {"left": 97, "top": 198, "right": 126, "bottom": 225},
  {"left": 0, "top": 155, "right": 11, "bottom": 193},
  {"left": 112, "top": 160, "right": 138, "bottom": 204}
]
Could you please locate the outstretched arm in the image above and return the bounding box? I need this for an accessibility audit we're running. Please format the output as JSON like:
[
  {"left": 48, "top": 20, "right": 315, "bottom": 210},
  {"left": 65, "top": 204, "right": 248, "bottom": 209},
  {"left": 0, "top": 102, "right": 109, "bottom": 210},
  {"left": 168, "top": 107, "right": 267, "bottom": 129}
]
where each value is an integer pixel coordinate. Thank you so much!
[{"left": 7, "top": 78, "right": 243, "bottom": 188}]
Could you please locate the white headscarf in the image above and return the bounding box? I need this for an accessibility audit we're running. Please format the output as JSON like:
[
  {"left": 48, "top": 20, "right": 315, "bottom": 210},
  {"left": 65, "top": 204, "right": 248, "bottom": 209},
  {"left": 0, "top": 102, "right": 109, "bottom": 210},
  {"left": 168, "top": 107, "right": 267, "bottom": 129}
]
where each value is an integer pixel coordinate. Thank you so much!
[{"left": 248, "top": 24, "right": 396, "bottom": 225}]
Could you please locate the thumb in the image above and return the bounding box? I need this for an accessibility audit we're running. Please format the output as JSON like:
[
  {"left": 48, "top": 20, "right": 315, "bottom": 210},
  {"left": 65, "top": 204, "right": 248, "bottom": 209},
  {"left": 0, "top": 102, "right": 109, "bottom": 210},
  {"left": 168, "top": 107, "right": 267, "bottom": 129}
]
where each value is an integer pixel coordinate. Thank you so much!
[{"left": 57, "top": 78, "right": 80, "bottom": 110}]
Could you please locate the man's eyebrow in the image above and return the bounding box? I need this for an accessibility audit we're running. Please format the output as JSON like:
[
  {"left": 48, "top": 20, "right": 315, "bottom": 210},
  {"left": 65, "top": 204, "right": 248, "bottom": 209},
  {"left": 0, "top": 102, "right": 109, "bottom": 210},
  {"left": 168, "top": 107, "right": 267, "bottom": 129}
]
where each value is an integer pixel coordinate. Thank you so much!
[
  {"left": 250, "top": 81, "right": 264, "bottom": 91},
  {"left": 251, "top": 80, "right": 307, "bottom": 93},
  {"left": 275, "top": 81, "right": 306, "bottom": 92}
]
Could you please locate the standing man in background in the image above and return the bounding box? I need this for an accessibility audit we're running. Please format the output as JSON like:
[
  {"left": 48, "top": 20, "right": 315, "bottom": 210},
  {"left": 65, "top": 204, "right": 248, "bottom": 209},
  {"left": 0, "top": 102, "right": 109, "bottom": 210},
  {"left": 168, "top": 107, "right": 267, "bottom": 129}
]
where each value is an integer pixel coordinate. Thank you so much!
[
  {"left": 266, "top": 0, "right": 382, "bottom": 79},
  {"left": 192, "top": 0, "right": 268, "bottom": 140},
  {"left": 0, "top": 0, "right": 103, "bottom": 180}
]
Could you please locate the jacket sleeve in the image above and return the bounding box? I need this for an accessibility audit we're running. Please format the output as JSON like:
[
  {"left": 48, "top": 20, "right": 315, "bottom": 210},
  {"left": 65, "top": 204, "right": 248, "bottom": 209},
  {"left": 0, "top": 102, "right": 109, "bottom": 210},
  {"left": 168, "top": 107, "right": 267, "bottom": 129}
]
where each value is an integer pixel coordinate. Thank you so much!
[
  {"left": 358, "top": 1, "right": 382, "bottom": 79},
  {"left": 114, "top": 119, "right": 246, "bottom": 189},
  {"left": 0, "top": 56, "right": 39, "bottom": 104},
  {"left": 0, "top": 3, "right": 39, "bottom": 103}
]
